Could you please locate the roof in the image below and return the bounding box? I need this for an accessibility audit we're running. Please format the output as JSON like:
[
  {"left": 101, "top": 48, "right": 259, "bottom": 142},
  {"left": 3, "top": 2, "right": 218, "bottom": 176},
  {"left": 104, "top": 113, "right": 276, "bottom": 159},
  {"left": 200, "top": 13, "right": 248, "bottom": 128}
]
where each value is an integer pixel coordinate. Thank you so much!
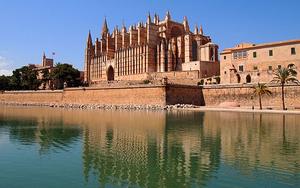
[{"left": 221, "top": 39, "right": 300, "bottom": 54}]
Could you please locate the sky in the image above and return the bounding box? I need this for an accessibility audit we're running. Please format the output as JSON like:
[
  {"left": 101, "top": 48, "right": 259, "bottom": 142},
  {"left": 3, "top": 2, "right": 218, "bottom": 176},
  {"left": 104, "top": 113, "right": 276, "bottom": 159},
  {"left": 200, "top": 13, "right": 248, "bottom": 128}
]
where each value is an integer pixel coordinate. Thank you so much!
[{"left": 0, "top": 0, "right": 299, "bottom": 75}]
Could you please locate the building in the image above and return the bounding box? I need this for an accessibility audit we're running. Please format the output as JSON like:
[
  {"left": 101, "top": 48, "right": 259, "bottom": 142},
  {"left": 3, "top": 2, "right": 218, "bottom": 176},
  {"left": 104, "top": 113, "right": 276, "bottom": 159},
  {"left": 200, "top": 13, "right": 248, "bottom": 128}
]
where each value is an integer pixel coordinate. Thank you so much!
[
  {"left": 28, "top": 53, "right": 54, "bottom": 89},
  {"left": 220, "top": 39, "right": 300, "bottom": 84},
  {"left": 84, "top": 12, "right": 219, "bottom": 85}
]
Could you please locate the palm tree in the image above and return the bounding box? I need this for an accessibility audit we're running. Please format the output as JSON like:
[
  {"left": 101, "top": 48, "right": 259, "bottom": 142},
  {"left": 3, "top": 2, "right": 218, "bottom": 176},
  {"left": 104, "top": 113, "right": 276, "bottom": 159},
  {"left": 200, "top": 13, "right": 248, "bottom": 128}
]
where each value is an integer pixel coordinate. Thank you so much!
[
  {"left": 252, "top": 83, "right": 272, "bottom": 110},
  {"left": 271, "top": 64, "right": 299, "bottom": 110}
]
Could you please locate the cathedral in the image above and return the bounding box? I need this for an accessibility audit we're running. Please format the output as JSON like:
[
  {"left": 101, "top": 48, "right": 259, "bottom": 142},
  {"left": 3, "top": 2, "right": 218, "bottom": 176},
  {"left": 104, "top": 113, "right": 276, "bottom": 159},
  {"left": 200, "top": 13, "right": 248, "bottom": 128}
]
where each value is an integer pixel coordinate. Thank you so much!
[{"left": 84, "top": 12, "right": 219, "bottom": 84}]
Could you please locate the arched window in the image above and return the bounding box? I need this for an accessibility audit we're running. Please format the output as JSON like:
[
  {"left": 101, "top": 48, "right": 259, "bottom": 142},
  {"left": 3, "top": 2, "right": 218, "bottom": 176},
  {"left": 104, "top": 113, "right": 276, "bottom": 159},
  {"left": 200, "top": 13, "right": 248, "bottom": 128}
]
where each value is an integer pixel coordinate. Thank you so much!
[
  {"left": 246, "top": 74, "right": 251, "bottom": 83},
  {"left": 107, "top": 66, "right": 114, "bottom": 81},
  {"left": 236, "top": 74, "right": 241, "bottom": 83},
  {"left": 192, "top": 41, "right": 198, "bottom": 61}
]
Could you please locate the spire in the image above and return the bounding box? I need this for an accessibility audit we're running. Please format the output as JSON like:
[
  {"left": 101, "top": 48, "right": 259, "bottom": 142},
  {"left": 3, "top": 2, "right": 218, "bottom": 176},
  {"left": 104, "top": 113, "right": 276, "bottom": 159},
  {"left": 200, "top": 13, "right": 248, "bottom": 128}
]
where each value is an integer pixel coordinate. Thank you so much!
[
  {"left": 183, "top": 16, "right": 189, "bottom": 32},
  {"left": 122, "top": 21, "right": 127, "bottom": 33},
  {"left": 154, "top": 13, "right": 159, "bottom": 24},
  {"left": 101, "top": 17, "right": 109, "bottom": 38},
  {"left": 165, "top": 11, "right": 171, "bottom": 21},
  {"left": 147, "top": 12, "right": 152, "bottom": 24},
  {"left": 87, "top": 30, "right": 93, "bottom": 46},
  {"left": 199, "top": 25, "right": 203, "bottom": 35},
  {"left": 43, "top": 51, "right": 46, "bottom": 59},
  {"left": 194, "top": 25, "right": 199, "bottom": 35}
]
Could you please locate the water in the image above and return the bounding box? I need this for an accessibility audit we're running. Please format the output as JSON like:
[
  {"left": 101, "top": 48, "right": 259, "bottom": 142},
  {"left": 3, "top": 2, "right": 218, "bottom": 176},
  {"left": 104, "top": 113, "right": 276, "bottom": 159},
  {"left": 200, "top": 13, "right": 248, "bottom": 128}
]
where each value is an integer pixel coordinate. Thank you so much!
[{"left": 0, "top": 106, "right": 299, "bottom": 188}]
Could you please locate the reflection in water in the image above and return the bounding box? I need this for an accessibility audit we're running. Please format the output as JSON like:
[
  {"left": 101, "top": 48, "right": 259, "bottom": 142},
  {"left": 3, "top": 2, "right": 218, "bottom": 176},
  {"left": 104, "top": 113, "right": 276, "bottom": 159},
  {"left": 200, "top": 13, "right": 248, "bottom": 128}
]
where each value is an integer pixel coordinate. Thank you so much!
[
  {"left": 0, "top": 109, "right": 82, "bottom": 154},
  {"left": 0, "top": 106, "right": 299, "bottom": 188}
]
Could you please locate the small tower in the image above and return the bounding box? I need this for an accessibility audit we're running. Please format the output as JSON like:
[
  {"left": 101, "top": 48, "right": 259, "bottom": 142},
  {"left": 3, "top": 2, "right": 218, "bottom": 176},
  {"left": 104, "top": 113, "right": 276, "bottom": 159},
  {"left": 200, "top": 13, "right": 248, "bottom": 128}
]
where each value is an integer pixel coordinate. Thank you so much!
[
  {"left": 147, "top": 12, "right": 152, "bottom": 24},
  {"left": 101, "top": 17, "right": 109, "bottom": 39},
  {"left": 165, "top": 11, "right": 171, "bottom": 21},
  {"left": 84, "top": 30, "right": 94, "bottom": 83},
  {"left": 199, "top": 25, "right": 203, "bottom": 35},
  {"left": 153, "top": 13, "right": 159, "bottom": 25},
  {"left": 194, "top": 25, "right": 199, "bottom": 35},
  {"left": 183, "top": 16, "right": 190, "bottom": 33}
]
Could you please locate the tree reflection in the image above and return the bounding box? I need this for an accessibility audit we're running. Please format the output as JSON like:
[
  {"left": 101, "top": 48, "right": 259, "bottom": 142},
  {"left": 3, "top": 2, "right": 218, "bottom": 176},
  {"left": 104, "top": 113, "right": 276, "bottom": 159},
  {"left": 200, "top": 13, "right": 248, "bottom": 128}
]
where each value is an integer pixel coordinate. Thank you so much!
[{"left": 0, "top": 116, "right": 81, "bottom": 154}]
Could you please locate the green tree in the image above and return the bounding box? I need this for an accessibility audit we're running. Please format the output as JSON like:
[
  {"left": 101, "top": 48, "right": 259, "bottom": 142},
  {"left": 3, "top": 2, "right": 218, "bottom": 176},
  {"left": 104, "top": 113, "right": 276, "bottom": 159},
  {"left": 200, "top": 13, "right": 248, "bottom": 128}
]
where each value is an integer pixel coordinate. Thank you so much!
[
  {"left": 9, "top": 66, "right": 41, "bottom": 90},
  {"left": 51, "top": 63, "right": 81, "bottom": 89},
  {"left": 0, "top": 75, "right": 10, "bottom": 91},
  {"left": 252, "top": 83, "right": 272, "bottom": 110},
  {"left": 271, "top": 64, "right": 299, "bottom": 110}
]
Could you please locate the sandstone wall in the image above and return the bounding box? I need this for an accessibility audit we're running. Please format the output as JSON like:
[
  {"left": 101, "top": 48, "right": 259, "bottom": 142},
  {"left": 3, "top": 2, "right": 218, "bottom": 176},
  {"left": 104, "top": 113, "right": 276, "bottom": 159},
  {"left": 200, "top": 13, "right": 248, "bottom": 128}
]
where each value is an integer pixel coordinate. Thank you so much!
[
  {"left": 202, "top": 84, "right": 300, "bottom": 108},
  {"left": 0, "top": 85, "right": 203, "bottom": 106},
  {"left": 0, "top": 90, "right": 62, "bottom": 104},
  {"left": 62, "top": 86, "right": 166, "bottom": 106},
  {"left": 166, "top": 85, "right": 204, "bottom": 105}
]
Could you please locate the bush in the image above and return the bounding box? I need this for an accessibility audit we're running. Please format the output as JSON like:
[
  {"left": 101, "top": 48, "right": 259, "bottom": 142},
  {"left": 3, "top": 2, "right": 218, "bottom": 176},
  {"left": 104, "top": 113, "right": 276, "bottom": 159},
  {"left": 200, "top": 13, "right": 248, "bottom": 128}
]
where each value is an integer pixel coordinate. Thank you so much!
[
  {"left": 143, "top": 80, "right": 151, "bottom": 84},
  {"left": 197, "top": 79, "right": 204, "bottom": 86}
]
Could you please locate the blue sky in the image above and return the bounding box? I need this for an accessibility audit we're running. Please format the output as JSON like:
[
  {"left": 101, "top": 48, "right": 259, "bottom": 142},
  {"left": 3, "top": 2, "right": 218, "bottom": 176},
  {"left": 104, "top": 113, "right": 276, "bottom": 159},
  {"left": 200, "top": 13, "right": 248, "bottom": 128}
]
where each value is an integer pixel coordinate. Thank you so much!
[{"left": 0, "top": 0, "right": 299, "bottom": 75}]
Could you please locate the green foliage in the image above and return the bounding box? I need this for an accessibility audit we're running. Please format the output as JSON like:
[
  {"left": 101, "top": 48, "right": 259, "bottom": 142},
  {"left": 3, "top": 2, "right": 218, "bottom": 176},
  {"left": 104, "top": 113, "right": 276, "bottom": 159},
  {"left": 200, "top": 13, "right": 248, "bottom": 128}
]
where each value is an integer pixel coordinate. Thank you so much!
[
  {"left": 0, "top": 75, "right": 10, "bottom": 90},
  {"left": 143, "top": 79, "right": 151, "bottom": 84},
  {"left": 271, "top": 64, "right": 299, "bottom": 85},
  {"left": 51, "top": 63, "right": 81, "bottom": 89},
  {"left": 197, "top": 79, "right": 204, "bottom": 86},
  {"left": 252, "top": 82, "right": 272, "bottom": 110},
  {"left": 271, "top": 64, "right": 299, "bottom": 110},
  {"left": 215, "top": 76, "right": 220, "bottom": 84},
  {"left": 9, "top": 66, "right": 41, "bottom": 90}
]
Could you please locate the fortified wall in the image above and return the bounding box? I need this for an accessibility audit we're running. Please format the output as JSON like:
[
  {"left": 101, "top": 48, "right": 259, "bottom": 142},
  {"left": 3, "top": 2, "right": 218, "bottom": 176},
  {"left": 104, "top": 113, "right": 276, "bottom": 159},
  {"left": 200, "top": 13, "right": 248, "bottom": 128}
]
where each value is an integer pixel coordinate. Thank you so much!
[
  {"left": 1, "top": 84, "right": 300, "bottom": 109},
  {"left": 0, "top": 85, "right": 203, "bottom": 106},
  {"left": 202, "top": 84, "right": 300, "bottom": 108}
]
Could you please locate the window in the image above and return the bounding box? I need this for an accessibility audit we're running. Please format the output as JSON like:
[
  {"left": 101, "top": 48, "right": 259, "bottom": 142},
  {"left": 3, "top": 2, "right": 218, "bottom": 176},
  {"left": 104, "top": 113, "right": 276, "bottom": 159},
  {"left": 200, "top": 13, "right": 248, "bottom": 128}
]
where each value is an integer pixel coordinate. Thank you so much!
[
  {"left": 278, "top": 65, "right": 281, "bottom": 69},
  {"left": 291, "top": 47, "right": 296, "bottom": 55},
  {"left": 253, "top": 51, "right": 257, "bottom": 58},
  {"left": 224, "top": 71, "right": 227, "bottom": 74},
  {"left": 268, "top": 66, "right": 272, "bottom": 71},
  {"left": 242, "top": 51, "right": 247, "bottom": 58},
  {"left": 233, "top": 52, "right": 237, "bottom": 59},
  {"left": 239, "top": 65, "right": 244, "bottom": 72},
  {"left": 253, "top": 66, "right": 258, "bottom": 70},
  {"left": 269, "top": 50, "right": 273, "bottom": 56},
  {"left": 224, "top": 56, "right": 226, "bottom": 60}
]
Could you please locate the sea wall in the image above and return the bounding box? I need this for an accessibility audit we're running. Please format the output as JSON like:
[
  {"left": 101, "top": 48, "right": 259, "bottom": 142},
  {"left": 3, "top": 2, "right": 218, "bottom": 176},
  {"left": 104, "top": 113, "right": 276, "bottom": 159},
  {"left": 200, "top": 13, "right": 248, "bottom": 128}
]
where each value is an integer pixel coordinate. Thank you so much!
[
  {"left": 1, "top": 84, "right": 300, "bottom": 109},
  {"left": 202, "top": 84, "right": 300, "bottom": 108},
  {"left": 0, "top": 85, "right": 203, "bottom": 106}
]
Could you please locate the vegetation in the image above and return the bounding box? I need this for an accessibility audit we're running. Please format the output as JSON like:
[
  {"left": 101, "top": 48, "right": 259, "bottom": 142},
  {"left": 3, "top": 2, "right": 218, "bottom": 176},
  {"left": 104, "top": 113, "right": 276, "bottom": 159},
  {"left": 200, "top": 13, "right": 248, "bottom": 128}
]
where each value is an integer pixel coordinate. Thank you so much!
[
  {"left": 50, "top": 63, "right": 81, "bottom": 89},
  {"left": 252, "top": 83, "right": 272, "bottom": 110},
  {"left": 271, "top": 64, "right": 299, "bottom": 110},
  {"left": 0, "top": 63, "right": 81, "bottom": 91},
  {"left": 143, "top": 79, "right": 151, "bottom": 84},
  {"left": 197, "top": 79, "right": 204, "bottom": 86}
]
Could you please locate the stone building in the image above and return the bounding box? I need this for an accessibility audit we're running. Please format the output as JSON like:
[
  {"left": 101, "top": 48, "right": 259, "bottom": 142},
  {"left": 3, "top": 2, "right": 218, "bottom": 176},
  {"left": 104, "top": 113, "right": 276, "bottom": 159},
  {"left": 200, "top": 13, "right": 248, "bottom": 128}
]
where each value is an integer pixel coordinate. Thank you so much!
[
  {"left": 84, "top": 12, "right": 219, "bottom": 85},
  {"left": 220, "top": 39, "right": 300, "bottom": 84},
  {"left": 28, "top": 53, "right": 54, "bottom": 89}
]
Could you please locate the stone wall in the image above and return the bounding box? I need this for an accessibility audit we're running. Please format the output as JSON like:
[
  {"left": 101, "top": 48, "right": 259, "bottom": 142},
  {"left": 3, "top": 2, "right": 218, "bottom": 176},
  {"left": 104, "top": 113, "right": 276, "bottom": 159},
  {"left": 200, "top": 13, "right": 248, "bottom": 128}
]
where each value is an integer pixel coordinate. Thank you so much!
[
  {"left": 202, "top": 84, "right": 300, "bottom": 108},
  {"left": 166, "top": 85, "right": 205, "bottom": 105},
  {"left": 0, "top": 90, "right": 63, "bottom": 104},
  {"left": 0, "top": 85, "right": 203, "bottom": 106},
  {"left": 62, "top": 86, "right": 166, "bottom": 106}
]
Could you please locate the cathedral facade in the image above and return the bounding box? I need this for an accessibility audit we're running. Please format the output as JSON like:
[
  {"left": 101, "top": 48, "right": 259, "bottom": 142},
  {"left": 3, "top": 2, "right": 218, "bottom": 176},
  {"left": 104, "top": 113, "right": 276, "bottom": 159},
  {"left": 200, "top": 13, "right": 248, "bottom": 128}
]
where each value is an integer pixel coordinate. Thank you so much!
[{"left": 84, "top": 12, "right": 219, "bottom": 84}]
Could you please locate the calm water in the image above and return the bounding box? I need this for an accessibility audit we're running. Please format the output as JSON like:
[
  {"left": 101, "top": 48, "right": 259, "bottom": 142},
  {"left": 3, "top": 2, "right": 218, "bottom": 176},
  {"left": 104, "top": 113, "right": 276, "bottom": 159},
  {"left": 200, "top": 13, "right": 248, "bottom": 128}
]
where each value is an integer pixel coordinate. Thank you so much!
[{"left": 0, "top": 106, "right": 299, "bottom": 188}]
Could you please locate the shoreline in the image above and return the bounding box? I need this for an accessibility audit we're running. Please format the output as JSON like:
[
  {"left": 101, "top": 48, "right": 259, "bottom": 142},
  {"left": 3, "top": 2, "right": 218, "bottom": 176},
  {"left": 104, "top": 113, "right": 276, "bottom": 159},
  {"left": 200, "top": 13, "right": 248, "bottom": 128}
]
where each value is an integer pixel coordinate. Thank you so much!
[{"left": 1, "top": 102, "right": 300, "bottom": 114}]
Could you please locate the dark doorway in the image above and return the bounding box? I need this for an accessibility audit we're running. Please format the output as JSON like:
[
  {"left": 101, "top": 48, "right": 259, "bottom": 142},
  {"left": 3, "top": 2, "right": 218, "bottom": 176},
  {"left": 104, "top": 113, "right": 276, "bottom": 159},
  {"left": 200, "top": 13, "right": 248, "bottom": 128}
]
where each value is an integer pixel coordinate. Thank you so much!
[
  {"left": 236, "top": 74, "right": 241, "bottom": 83},
  {"left": 107, "top": 66, "right": 114, "bottom": 81},
  {"left": 246, "top": 74, "right": 251, "bottom": 83}
]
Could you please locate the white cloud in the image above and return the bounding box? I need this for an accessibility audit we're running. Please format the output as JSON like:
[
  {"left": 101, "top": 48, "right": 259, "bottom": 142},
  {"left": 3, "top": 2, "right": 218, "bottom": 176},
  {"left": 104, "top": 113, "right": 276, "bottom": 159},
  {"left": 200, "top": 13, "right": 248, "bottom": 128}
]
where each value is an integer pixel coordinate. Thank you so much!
[{"left": 0, "top": 55, "right": 13, "bottom": 76}]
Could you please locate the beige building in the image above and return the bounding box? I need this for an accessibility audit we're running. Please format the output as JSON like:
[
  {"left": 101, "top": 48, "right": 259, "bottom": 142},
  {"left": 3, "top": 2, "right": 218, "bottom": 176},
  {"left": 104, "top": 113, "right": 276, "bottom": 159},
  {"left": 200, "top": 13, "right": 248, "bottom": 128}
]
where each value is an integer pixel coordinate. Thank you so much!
[
  {"left": 28, "top": 53, "right": 54, "bottom": 89},
  {"left": 84, "top": 12, "right": 220, "bottom": 85},
  {"left": 220, "top": 39, "right": 300, "bottom": 84}
]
